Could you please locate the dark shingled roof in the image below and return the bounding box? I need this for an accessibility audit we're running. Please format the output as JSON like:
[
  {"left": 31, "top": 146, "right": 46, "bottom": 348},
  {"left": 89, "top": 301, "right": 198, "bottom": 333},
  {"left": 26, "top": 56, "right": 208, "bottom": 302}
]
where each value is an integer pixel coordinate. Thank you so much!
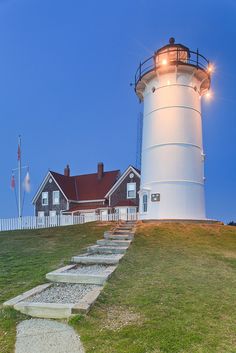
[{"left": 50, "top": 170, "right": 120, "bottom": 201}]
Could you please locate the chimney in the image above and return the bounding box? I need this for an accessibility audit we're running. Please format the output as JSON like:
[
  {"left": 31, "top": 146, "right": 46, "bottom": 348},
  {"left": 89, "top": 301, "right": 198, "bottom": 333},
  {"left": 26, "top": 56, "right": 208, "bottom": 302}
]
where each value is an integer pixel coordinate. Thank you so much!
[
  {"left": 97, "top": 162, "right": 104, "bottom": 180},
  {"left": 64, "top": 164, "right": 70, "bottom": 177}
]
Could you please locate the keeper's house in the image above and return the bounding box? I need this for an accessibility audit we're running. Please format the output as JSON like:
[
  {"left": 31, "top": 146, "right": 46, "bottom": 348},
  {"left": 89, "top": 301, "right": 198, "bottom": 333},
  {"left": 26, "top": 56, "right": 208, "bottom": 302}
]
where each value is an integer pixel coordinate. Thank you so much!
[{"left": 32, "top": 163, "right": 140, "bottom": 218}]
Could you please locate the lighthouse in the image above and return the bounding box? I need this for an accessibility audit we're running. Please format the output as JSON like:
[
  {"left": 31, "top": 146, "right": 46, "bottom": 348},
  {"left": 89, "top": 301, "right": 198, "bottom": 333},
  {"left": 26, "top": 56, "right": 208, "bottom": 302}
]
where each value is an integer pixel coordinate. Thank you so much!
[{"left": 135, "top": 38, "right": 211, "bottom": 220}]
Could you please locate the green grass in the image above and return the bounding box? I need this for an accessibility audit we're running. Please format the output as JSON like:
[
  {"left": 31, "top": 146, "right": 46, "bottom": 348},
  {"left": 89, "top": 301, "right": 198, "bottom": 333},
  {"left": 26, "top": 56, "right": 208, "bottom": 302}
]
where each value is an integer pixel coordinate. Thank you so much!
[
  {"left": 1, "top": 222, "right": 236, "bottom": 353},
  {"left": 0, "top": 222, "right": 111, "bottom": 353},
  {"left": 70, "top": 223, "right": 236, "bottom": 353}
]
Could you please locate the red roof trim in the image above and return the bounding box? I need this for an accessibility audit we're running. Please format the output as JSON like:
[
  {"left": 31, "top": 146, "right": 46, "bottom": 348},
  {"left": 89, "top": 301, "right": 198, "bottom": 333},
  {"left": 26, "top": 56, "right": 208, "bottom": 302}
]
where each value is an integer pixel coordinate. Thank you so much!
[
  {"left": 114, "top": 199, "right": 138, "bottom": 207},
  {"left": 64, "top": 204, "right": 111, "bottom": 213}
]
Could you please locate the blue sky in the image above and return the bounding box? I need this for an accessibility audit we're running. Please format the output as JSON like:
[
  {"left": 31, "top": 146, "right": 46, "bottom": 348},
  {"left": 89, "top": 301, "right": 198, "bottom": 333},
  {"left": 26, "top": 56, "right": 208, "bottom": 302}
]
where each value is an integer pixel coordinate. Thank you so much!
[{"left": 0, "top": 0, "right": 235, "bottom": 222}]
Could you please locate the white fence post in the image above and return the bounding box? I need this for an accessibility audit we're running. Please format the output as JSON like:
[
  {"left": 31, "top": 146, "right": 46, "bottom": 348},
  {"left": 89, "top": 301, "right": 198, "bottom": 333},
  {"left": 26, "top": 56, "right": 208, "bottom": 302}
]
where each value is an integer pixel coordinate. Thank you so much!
[{"left": 0, "top": 212, "right": 139, "bottom": 232}]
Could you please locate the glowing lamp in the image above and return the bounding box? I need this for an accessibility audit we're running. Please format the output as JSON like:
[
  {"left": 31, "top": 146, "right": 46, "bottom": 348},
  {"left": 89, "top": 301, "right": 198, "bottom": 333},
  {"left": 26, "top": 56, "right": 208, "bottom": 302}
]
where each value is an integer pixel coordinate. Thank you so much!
[
  {"left": 162, "top": 59, "right": 167, "bottom": 65},
  {"left": 205, "top": 91, "right": 212, "bottom": 99},
  {"left": 208, "top": 64, "right": 214, "bottom": 73}
]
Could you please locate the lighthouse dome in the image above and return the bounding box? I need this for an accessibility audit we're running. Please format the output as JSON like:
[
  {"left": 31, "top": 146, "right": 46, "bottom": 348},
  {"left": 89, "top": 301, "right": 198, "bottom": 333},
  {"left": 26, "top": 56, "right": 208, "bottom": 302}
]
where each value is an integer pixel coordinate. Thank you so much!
[
  {"left": 155, "top": 37, "right": 190, "bottom": 66},
  {"left": 135, "top": 37, "right": 210, "bottom": 100}
]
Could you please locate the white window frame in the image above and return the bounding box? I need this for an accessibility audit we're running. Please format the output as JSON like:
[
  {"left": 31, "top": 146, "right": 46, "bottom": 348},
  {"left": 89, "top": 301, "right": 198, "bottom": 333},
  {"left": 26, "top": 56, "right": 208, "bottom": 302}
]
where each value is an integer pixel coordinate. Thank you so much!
[
  {"left": 42, "top": 192, "right": 48, "bottom": 206},
  {"left": 53, "top": 190, "right": 60, "bottom": 205},
  {"left": 143, "top": 194, "right": 148, "bottom": 213},
  {"left": 38, "top": 211, "right": 44, "bottom": 218},
  {"left": 127, "top": 182, "right": 136, "bottom": 199},
  {"left": 50, "top": 210, "right": 57, "bottom": 217}
]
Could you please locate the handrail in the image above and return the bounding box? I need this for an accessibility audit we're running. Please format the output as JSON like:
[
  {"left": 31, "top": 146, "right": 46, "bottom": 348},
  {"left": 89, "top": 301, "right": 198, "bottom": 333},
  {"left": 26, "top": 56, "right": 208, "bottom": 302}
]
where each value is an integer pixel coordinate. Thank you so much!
[{"left": 135, "top": 47, "right": 210, "bottom": 88}]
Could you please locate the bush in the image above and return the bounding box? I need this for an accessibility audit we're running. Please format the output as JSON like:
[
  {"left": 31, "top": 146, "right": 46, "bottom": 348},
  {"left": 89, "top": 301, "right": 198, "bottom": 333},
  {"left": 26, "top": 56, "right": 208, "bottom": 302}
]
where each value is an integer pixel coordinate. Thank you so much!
[{"left": 228, "top": 221, "right": 236, "bottom": 226}]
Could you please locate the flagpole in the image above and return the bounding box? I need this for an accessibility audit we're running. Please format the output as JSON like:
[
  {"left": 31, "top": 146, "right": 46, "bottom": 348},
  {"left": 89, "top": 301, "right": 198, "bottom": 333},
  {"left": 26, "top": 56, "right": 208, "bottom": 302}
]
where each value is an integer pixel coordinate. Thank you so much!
[{"left": 18, "top": 135, "right": 22, "bottom": 218}]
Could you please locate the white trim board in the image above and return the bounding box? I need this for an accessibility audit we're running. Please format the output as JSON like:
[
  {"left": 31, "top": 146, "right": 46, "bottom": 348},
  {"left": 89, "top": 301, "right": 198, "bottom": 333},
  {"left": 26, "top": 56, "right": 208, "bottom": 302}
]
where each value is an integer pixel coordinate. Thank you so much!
[{"left": 71, "top": 199, "right": 105, "bottom": 203}]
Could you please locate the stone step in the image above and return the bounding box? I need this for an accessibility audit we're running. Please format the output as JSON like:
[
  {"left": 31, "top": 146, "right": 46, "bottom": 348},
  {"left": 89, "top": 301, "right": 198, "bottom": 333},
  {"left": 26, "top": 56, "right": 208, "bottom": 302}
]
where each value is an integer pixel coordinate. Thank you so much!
[
  {"left": 72, "top": 253, "right": 124, "bottom": 265},
  {"left": 87, "top": 245, "right": 128, "bottom": 255},
  {"left": 3, "top": 221, "right": 135, "bottom": 321},
  {"left": 97, "top": 239, "right": 131, "bottom": 247},
  {"left": 46, "top": 264, "right": 117, "bottom": 285},
  {"left": 114, "top": 228, "right": 134, "bottom": 232},
  {"left": 113, "top": 232, "right": 134, "bottom": 237},
  {"left": 104, "top": 233, "right": 133, "bottom": 240},
  {"left": 122, "top": 221, "right": 136, "bottom": 225},
  {"left": 115, "top": 228, "right": 133, "bottom": 232},
  {"left": 115, "top": 227, "right": 133, "bottom": 231},
  {"left": 4, "top": 283, "right": 102, "bottom": 319},
  {"left": 106, "top": 230, "right": 134, "bottom": 236},
  {"left": 15, "top": 319, "right": 85, "bottom": 353}
]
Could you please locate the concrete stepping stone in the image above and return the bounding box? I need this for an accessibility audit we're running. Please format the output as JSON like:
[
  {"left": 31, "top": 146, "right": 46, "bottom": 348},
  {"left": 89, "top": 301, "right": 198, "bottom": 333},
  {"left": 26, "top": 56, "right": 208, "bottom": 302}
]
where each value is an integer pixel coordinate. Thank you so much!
[
  {"left": 72, "top": 253, "right": 124, "bottom": 265},
  {"left": 4, "top": 283, "right": 102, "bottom": 319},
  {"left": 87, "top": 244, "right": 128, "bottom": 255},
  {"left": 97, "top": 239, "right": 132, "bottom": 247},
  {"left": 104, "top": 232, "right": 133, "bottom": 240},
  {"left": 118, "top": 221, "right": 135, "bottom": 225},
  {"left": 46, "top": 264, "right": 117, "bottom": 285},
  {"left": 15, "top": 319, "right": 85, "bottom": 353},
  {"left": 113, "top": 229, "right": 133, "bottom": 234},
  {"left": 116, "top": 226, "right": 133, "bottom": 230}
]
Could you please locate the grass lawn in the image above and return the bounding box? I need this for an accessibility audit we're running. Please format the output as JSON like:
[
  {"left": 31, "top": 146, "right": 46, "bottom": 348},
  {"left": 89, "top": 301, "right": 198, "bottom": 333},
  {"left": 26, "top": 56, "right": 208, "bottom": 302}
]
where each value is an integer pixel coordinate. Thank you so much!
[
  {"left": 71, "top": 223, "right": 236, "bottom": 353},
  {"left": 0, "top": 222, "right": 112, "bottom": 353}
]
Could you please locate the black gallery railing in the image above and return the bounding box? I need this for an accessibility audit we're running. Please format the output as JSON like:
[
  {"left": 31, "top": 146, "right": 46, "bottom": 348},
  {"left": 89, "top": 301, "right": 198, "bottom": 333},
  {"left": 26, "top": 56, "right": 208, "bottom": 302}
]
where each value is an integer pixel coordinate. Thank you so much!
[{"left": 135, "top": 47, "right": 210, "bottom": 88}]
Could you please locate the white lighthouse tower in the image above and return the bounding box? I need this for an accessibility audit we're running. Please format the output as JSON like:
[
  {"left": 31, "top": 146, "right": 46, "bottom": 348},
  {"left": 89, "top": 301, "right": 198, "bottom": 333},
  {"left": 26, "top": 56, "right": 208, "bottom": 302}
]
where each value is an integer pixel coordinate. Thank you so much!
[{"left": 135, "top": 38, "right": 211, "bottom": 220}]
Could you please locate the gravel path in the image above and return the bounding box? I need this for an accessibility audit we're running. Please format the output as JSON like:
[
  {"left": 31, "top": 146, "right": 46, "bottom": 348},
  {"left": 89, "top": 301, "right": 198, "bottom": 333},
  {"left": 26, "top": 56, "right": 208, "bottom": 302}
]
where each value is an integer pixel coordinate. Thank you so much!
[
  {"left": 65, "top": 264, "right": 109, "bottom": 275},
  {"left": 24, "top": 283, "right": 96, "bottom": 304},
  {"left": 15, "top": 319, "right": 85, "bottom": 353}
]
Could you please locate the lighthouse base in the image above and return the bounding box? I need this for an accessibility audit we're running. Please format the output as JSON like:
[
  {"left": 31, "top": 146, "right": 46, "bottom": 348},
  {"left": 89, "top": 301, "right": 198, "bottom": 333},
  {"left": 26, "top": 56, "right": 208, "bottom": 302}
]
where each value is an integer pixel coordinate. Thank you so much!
[
  {"left": 140, "top": 219, "right": 222, "bottom": 225},
  {"left": 139, "top": 181, "right": 206, "bottom": 221}
]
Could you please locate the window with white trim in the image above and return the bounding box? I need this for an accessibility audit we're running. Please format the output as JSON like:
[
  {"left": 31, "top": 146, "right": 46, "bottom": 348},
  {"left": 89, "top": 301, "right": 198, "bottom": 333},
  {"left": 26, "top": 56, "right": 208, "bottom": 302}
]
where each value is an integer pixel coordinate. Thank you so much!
[
  {"left": 143, "top": 194, "right": 148, "bottom": 212},
  {"left": 42, "top": 192, "right": 48, "bottom": 206},
  {"left": 127, "top": 182, "right": 136, "bottom": 199},
  {"left": 38, "top": 211, "right": 44, "bottom": 218},
  {"left": 50, "top": 210, "right": 57, "bottom": 217},
  {"left": 53, "top": 190, "right": 60, "bottom": 205}
]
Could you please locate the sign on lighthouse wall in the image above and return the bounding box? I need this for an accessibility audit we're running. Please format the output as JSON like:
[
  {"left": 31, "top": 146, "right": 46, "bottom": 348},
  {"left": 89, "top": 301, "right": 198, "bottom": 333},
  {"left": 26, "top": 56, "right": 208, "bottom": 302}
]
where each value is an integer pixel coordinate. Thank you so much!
[{"left": 134, "top": 38, "right": 212, "bottom": 221}]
